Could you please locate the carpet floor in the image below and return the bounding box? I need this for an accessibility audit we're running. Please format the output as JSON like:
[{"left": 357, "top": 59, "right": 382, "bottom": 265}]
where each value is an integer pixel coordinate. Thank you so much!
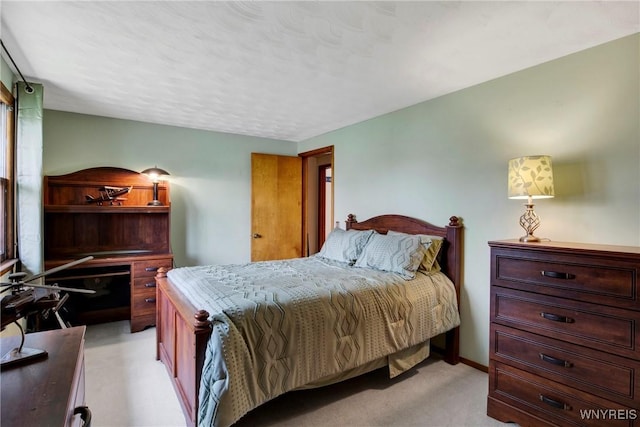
[{"left": 84, "top": 321, "right": 511, "bottom": 427}]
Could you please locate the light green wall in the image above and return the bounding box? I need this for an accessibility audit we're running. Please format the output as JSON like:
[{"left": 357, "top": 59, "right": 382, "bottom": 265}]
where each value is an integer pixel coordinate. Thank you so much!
[
  {"left": 43, "top": 34, "right": 639, "bottom": 366},
  {"left": 0, "top": 56, "right": 15, "bottom": 90},
  {"left": 299, "top": 33, "right": 640, "bottom": 365},
  {"left": 42, "top": 113, "right": 297, "bottom": 267}
]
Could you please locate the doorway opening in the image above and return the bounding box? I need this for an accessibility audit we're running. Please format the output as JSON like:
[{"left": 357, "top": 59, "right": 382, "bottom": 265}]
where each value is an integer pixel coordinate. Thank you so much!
[
  {"left": 318, "top": 164, "right": 332, "bottom": 250},
  {"left": 300, "top": 146, "right": 334, "bottom": 256}
]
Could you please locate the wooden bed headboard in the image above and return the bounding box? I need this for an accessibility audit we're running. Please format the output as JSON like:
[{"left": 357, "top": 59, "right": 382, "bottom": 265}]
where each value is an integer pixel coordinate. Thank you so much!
[{"left": 345, "top": 214, "right": 463, "bottom": 290}]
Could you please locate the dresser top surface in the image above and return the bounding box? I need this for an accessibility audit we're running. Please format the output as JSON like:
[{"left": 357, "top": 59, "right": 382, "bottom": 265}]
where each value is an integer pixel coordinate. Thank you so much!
[
  {"left": 489, "top": 239, "right": 640, "bottom": 255},
  {"left": 1, "top": 326, "right": 86, "bottom": 426}
]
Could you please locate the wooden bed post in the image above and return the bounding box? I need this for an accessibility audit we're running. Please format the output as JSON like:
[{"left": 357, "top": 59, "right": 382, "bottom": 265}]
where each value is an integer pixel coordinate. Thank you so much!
[
  {"left": 156, "top": 267, "right": 212, "bottom": 427},
  {"left": 444, "top": 216, "right": 463, "bottom": 365},
  {"left": 155, "top": 267, "right": 168, "bottom": 362},
  {"left": 345, "top": 213, "right": 357, "bottom": 229}
]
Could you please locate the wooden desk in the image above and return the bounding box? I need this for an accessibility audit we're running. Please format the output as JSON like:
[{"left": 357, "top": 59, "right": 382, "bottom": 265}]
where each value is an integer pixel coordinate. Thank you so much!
[
  {"left": 1, "top": 326, "right": 90, "bottom": 426},
  {"left": 44, "top": 167, "right": 173, "bottom": 332}
]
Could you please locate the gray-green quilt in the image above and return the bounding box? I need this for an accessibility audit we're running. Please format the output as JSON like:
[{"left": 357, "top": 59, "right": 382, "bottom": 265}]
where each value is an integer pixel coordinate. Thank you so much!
[{"left": 167, "top": 256, "right": 460, "bottom": 427}]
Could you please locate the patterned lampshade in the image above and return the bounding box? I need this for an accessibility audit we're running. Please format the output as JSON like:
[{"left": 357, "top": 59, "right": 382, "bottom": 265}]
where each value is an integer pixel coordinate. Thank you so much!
[{"left": 508, "top": 155, "right": 554, "bottom": 200}]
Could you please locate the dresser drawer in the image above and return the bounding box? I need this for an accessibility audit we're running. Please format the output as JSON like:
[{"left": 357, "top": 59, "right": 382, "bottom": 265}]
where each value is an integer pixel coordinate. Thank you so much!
[
  {"left": 132, "top": 276, "right": 157, "bottom": 293},
  {"left": 130, "top": 257, "right": 171, "bottom": 332},
  {"left": 132, "top": 290, "right": 156, "bottom": 316},
  {"left": 491, "top": 287, "right": 640, "bottom": 359},
  {"left": 491, "top": 246, "right": 639, "bottom": 310},
  {"left": 133, "top": 258, "right": 172, "bottom": 278},
  {"left": 490, "top": 362, "right": 636, "bottom": 427},
  {"left": 491, "top": 324, "right": 640, "bottom": 405}
]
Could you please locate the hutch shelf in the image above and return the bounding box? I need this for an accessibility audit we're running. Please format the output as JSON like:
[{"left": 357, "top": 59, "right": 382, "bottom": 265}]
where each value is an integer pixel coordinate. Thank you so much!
[{"left": 44, "top": 167, "right": 173, "bottom": 332}]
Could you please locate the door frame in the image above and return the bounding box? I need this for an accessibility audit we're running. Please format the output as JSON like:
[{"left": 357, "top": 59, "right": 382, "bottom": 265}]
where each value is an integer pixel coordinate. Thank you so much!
[
  {"left": 317, "top": 163, "right": 331, "bottom": 250},
  {"left": 299, "top": 146, "right": 334, "bottom": 256}
]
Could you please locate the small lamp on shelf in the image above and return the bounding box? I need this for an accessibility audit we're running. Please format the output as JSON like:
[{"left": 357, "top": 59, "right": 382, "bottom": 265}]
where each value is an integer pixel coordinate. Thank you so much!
[
  {"left": 508, "top": 155, "right": 555, "bottom": 242},
  {"left": 141, "top": 166, "right": 169, "bottom": 206}
]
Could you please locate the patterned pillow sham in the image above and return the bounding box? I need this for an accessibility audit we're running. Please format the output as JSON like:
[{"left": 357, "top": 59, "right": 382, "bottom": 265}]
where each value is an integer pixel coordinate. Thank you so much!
[
  {"left": 317, "top": 228, "right": 375, "bottom": 263},
  {"left": 354, "top": 232, "right": 426, "bottom": 279},
  {"left": 387, "top": 230, "right": 444, "bottom": 273}
]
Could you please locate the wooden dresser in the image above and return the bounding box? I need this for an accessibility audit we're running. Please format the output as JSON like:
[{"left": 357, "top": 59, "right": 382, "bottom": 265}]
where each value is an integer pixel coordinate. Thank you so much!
[
  {"left": 44, "top": 167, "right": 172, "bottom": 332},
  {"left": 1, "top": 327, "right": 90, "bottom": 426},
  {"left": 487, "top": 240, "right": 640, "bottom": 427}
]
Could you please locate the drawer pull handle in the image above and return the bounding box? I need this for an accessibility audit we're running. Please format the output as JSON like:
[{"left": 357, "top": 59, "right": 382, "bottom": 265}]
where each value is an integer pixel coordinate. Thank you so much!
[
  {"left": 539, "top": 394, "right": 571, "bottom": 411},
  {"left": 144, "top": 297, "right": 156, "bottom": 303},
  {"left": 144, "top": 282, "right": 156, "bottom": 288},
  {"left": 145, "top": 266, "right": 159, "bottom": 272},
  {"left": 541, "top": 312, "right": 574, "bottom": 323},
  {"left": 541, "top": 271, "right": 576, "bottom": 280},
  {"left": 74, "top": 405, "right": 92, "bottom": 427},
  {"left": 539, "top": 353, "right": 573, "bottom": 368}
]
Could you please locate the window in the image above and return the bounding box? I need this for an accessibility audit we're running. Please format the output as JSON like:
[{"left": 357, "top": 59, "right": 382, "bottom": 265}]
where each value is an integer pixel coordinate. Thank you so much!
[{"left": 0, "top": 81, "right": 15, "bottom": 270}]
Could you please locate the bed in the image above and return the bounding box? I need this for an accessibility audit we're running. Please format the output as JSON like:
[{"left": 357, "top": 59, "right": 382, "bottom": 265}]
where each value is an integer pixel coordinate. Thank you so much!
[{"left": 155, "top": 214, "right": 463, "bottom": 427}]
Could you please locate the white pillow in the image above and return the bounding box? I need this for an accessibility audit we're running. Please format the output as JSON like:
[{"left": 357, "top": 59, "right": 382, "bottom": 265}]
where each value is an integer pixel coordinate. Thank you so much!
[
  {"left": 355, "top": 232, "right": 425, "bottom": 279},
  {"left": 317, "top": 228, "right": 374, "bottom": 263},
  {"left": 387, "top": 230, "right": 443, "bottom": 273}
]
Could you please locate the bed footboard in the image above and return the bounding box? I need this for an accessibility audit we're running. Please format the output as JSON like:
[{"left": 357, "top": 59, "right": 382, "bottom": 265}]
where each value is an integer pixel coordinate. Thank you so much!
[{"left": 156, "top": 267, "right": 211, "bottom": 427}]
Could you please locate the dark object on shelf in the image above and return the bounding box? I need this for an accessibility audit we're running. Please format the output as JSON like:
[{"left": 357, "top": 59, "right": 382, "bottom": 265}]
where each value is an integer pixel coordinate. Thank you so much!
[
  {"left": 43, "top": 265, "right": 132, "bottom": 328},
  {"left": 0, "top": 256, "right": 94, "bottom": 368},
  {"left": 85, "top": 185, "right": 132, "bottom": 205}
]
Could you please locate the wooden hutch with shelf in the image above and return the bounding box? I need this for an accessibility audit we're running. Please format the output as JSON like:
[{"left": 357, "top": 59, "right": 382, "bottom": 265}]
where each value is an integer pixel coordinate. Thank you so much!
[{"left": 44, "top": 167, "right": 172, "bottom": 332}]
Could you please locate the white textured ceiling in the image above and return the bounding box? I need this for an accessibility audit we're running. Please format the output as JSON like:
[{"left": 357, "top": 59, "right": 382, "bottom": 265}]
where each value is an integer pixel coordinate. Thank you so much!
[{"left": 1, "top": 1, "right": 638, "bottom": 142}]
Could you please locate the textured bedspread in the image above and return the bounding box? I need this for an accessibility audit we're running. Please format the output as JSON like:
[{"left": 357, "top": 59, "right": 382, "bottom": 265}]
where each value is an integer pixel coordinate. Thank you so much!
[{"left": 167, "top": 256, "right": 460, "bottom": 427}]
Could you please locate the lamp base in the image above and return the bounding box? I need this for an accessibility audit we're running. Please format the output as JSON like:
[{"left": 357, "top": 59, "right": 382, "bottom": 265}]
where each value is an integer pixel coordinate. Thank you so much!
[
  {"left": 518, "top": 202, "right": 542, "bottom": 243},
  {"left": 147, "top": 181, "right": 163, "bottom": 206},
  {"left": 1, "top": 347, "right": 48, "bottom": 369}
]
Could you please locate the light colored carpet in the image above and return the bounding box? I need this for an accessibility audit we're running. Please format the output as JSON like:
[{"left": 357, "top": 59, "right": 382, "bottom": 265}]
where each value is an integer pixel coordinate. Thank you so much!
[
  {"left": 84, "top": 321, "right": 185, "bottom": 427},
  {"left": 84, "top": 321, "right": 511, "bottom": 427}
]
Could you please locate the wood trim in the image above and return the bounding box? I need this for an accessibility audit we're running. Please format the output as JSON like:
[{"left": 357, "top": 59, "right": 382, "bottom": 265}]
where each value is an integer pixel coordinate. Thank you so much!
[
  {"left": 298, "top": 145, "right": 334, "bottom": 158},
  {"left": 301, "top": 157, "right": 308, "bottom": 255},
  {"left": 317, "top": 164, "right": 331, "bottom": 249},
  {"left": 1, "top": 81, "right": 15, "bottom": 262},
  {"left": 299, "top": 146, "right": 334, "bottom": 256},
  {"left": 0, "top": 258, "right": 18, "bottom": 276},
  {"left": 0, "top": 82, "right": 13, "bottom": 104},
  {"left": 461, "top": 357, "right": 488, "bottom": 373},
  {"left": 429, "top": 351, "right": 487, "bottom": 373}
]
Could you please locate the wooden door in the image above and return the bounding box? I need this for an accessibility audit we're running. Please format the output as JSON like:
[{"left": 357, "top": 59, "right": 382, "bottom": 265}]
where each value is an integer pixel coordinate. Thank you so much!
[{"left": 251, "top": 153, "right": 302, "bottom": 261}]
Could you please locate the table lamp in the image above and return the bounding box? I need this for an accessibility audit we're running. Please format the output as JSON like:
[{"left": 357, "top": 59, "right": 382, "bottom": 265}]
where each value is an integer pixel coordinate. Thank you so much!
[
  {"left": 508, "top": 155, "right": 554, "bottom": 242},
  {"left": 141, "top": 166, "right": 169, "bottom": 206}
]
